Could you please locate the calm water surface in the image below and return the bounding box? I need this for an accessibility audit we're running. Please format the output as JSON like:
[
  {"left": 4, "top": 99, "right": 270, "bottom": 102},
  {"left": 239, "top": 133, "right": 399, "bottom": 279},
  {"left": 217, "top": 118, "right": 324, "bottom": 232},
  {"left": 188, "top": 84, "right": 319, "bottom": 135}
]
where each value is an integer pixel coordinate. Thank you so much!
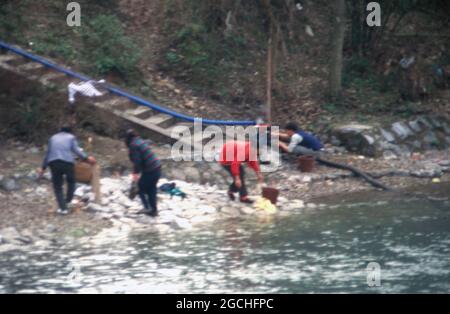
[{"left": 0, "top": 184, "right": 449, "bottom": 293}]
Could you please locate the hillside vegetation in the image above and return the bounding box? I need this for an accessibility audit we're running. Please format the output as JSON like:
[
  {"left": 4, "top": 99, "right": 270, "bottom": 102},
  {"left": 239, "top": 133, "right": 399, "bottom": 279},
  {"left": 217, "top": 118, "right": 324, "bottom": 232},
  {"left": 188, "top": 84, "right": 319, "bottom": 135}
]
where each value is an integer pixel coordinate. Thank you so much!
[{"left": 0, "top": 0, "right": 449, "bottom": 141}]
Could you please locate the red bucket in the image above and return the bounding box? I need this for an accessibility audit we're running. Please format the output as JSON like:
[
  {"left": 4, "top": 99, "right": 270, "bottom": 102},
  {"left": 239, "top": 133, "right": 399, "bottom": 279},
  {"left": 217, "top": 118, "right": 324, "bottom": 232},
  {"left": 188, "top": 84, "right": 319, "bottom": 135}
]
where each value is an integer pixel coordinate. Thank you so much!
[
  {"left": 262, "top": 187, "right": 279, "bottom": 205},
  {"left": 298, "top": 155, "right": 315, "bottom": 172}
]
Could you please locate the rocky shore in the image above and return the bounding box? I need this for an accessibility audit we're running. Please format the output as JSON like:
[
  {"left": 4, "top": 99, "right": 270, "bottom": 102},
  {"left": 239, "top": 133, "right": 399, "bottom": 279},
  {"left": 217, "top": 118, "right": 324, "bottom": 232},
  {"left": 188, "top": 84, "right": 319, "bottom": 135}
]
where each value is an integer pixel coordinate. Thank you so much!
[
  {"left": 1, "top": 136, "right": 449, "bottom": 253},
  {"left": 0, "top": 174, "right": 308, "bottom": 253}
]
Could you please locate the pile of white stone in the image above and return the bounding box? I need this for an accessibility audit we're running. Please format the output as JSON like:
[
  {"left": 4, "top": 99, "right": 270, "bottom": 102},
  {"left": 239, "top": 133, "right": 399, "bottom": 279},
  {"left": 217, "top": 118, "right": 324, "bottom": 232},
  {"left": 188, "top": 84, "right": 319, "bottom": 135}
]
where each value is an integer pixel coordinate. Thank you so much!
[{"left": 74, "top": 176, "right": 311, "bottom": 232}]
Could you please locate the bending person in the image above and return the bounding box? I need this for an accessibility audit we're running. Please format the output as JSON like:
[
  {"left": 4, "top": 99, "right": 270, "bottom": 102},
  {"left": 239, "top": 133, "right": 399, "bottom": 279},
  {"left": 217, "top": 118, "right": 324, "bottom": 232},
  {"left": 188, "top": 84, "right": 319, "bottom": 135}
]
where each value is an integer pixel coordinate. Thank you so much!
[
  {"left": 125, "top": 129, "right": 161, "bottom": 217},
  {"left": 219, "top": 140, "right": 263, "bottom": 204}
]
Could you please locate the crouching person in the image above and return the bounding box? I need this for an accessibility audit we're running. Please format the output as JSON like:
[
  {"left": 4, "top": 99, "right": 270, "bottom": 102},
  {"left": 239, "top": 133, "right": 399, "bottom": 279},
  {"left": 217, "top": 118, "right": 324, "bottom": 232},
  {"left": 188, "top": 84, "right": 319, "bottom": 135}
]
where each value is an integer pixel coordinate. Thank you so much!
[
  {"left": 278, "top": 122, "right": 323, "bottom": 157},
  {"left": 125, "top": 129, "right": 161, "bottom": 217},
  {"left": 39, "top": 126, "right": 96, "bottom": 215}
]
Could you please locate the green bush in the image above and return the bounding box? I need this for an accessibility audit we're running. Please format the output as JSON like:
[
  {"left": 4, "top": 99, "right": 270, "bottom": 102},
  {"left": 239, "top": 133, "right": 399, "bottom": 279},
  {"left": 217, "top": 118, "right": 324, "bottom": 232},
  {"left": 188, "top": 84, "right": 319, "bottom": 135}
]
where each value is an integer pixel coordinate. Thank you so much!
[
  {"left": 344, "top": 57, "right": 371, "bottom": 82},
  {"left": 343, "top": 56, "right": 387, "bottom": 92},
  {"left": 81, "top": 15, "right": 141, "bottom": 75},
  {"left": 31, "top": 35, "right": 77, "bottom": 61},
  {"left": 0, "top": 6, "right": 22, "bottom": 41},
  {"left": 174, "top": 23, "right": 211, "bottom": 67},
  {"left": 165, "top": 51, "right": 182, "bottom": 64}
]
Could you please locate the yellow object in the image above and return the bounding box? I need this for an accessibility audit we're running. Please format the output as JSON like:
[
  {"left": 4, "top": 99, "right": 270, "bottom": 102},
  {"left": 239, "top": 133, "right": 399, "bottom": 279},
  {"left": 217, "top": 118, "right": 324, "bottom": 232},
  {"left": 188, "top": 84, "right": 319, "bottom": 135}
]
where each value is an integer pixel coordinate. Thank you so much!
[
  {"left": 254, "top": 197, "right": 277, "bottom": 214},
  {"left": 432, "top": 178, "right": 440, "bottom": 183}
]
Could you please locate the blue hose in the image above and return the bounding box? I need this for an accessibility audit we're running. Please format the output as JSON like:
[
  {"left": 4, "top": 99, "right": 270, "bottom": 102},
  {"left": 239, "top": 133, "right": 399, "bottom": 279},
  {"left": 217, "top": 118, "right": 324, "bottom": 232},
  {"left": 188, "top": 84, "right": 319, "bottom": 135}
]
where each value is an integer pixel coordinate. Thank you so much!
[{"left": 0, "top": 40, "right": 256, "bottom": 126}]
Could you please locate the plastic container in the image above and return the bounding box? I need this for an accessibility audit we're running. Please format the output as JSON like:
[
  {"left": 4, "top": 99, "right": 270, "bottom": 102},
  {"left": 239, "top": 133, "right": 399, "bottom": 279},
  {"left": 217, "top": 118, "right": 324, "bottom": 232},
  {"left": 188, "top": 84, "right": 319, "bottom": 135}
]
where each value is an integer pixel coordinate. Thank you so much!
[
  {"left": 298, "top": 155, "right": 315, "bottom": 172},
  {"left": 262, "top": 187, "right": 279, "bottom": 205}
]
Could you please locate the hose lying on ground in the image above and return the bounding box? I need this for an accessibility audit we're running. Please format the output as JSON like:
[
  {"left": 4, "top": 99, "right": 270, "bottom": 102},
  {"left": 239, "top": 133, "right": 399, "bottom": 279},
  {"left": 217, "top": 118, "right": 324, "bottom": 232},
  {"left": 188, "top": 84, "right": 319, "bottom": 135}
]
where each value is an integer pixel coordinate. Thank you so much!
[
  {"left": 314, "top": 156, "right": 447, "bottom": 204},
  {"left": 315, "top": 156, "right": 394, "bottom": 192}
]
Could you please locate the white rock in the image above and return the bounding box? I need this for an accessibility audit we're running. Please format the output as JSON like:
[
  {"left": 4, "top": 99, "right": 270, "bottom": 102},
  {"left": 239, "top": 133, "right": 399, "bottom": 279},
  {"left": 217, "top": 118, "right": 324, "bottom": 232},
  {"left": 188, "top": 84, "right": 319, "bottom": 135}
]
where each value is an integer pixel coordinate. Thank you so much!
[
  {"left": 86, "top": 203, "right": 109, "bottom": 213},
  {"left": 0, "top": 244, "right": 23, "bottom": 253},
  {"left": 34, "top": 186, "right": 48, "bottom": 196},
  {"left": 27, "top": 170, "right": 38, "bottom": 180},
  {"left": 283, "top": 199, "right": 305, "bottom": 210},
  {"left": 197, "top": 205, "right": 217, "bottom": 214},
  {"left": 74, "top": 187, "right": 85, "bottom": 198},
  {"left": 136, "top": 215, "right": 155, "bottom": 225},
  {"left": 240, "top": 207, "right": 255, "bottom": 215},
  {"left": 182, "top": 209, "right": 199, "bottom": 219},
  {"left": 154, "top": 223, "right": 171, "bottom": 233},
  {"left": 171, "top": 217, "right": 192, "bottom": 230},
  {"left": 301, "top": 176, "right": 312, "bottom": 183},
  {"left": 28, "top": 147, "right": 40, "bottom": 154},
  {"left": 191, "top": 215, "right": 213, "bottom": 224},
  {"left": 0, "top": 227, "right": 21, "bottom": 242},
  {"left": 158, "top": 211, "right": 177, "bottom": 224},
  {"left": 220, "top": 206, "right": 240, "bottom": 217},
  {"left": 277, "top": 196, "right": 288, "bottom": 204}
]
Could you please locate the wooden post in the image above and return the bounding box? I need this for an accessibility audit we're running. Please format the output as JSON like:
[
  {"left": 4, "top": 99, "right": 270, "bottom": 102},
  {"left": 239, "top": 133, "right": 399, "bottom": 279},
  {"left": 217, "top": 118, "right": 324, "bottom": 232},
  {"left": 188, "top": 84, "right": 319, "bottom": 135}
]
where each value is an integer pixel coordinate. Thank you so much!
[
  {"left": 91, "top": 164, "right": 102, "bottom": 204},
  {"left": 85, "top": 136, "right": 101, "bottom": 204},
  {"left": 329, "top": 0, "right": 346, "bottom": 100}
]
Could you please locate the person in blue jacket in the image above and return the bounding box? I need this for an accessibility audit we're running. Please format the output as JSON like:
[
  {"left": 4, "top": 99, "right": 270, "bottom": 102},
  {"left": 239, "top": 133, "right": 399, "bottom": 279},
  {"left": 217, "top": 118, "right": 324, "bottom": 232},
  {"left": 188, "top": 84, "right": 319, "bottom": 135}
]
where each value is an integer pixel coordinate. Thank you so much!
[
  {"left": 39, "top": 126, "right": 96, "bottom": 215},
  {"left": 278, "top": 122, "right": 324, "bottom": 156}
]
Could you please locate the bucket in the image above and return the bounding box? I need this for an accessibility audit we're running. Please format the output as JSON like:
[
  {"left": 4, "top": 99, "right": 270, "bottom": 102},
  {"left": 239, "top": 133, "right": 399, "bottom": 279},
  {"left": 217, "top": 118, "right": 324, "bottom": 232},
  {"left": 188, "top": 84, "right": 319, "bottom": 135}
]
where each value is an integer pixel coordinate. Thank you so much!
[
  {"left": 75, "top": 161, "right": 93, "bottom": 183},
  {"left": 262, "top": 187, "right": 279, "bottom": 205},
  {"left": 298, "top": 155, "right": 315, "bottom": 172}
]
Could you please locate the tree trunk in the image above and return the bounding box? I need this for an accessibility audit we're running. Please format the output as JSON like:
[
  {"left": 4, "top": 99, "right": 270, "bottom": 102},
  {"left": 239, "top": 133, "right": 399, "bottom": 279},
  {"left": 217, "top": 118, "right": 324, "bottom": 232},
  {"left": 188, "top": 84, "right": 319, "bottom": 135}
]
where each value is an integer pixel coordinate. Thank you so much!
[
  {"left": 329, "top": 0, "right": 346, "bottom": 100},
  {"left": 266, "top": 29, "right": 273, "bottom": 124}
]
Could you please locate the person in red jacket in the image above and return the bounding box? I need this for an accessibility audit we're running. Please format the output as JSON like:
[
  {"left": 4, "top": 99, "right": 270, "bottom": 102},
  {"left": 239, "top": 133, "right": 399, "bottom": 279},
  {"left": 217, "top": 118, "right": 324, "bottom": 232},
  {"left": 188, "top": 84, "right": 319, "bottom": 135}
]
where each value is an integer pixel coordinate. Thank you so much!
[{"left": 219, "top": 140, "right": 264, "bottom": 204}]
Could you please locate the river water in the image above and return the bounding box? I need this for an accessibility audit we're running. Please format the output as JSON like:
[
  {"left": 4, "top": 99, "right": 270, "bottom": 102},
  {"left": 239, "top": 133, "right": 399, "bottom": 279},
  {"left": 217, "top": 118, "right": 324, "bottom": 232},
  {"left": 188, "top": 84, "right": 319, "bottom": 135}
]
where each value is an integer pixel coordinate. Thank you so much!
[{"left": 0, "top": 184, "right": 449, "bottom": 294}]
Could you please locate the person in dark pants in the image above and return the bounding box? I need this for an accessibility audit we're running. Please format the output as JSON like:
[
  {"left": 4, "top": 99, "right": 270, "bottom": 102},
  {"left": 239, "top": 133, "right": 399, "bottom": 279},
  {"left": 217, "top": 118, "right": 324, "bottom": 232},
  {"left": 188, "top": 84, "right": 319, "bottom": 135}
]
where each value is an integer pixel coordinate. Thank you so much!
[
  {"left": 219, "top": 140, "right": 264, "bottom": 204},
  {"left": 223, "top": 164, "right": 248, "bottom": 200},
  {"left": 39, "top": 126, "right": 96, "bottom": 215},
  {"left": 125, "top": 129, "right": 161, "bottom": 217}
]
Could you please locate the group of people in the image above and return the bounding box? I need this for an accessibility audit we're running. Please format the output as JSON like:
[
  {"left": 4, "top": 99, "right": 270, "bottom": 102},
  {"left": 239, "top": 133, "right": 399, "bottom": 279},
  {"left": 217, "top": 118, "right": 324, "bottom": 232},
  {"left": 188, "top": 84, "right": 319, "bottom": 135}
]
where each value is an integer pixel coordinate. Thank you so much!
[{"left": 39, "top": 122, "right": 323, "bottom": 217}]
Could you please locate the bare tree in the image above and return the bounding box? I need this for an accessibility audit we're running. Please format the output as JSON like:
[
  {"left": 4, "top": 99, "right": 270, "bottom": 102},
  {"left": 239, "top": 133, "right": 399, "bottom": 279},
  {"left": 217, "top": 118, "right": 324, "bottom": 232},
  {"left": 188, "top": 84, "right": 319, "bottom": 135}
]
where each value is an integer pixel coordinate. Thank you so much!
[{"left": 329, "top": 0, "right": 346, "bottom": 100}]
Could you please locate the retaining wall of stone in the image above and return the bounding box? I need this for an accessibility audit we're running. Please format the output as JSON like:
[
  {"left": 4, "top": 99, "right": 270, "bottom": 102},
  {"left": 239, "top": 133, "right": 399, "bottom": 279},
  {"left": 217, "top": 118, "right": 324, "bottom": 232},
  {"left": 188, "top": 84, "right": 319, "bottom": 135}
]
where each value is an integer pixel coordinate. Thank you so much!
[{"left": 331, "top": 115, "right": 450, "bottom": 158}]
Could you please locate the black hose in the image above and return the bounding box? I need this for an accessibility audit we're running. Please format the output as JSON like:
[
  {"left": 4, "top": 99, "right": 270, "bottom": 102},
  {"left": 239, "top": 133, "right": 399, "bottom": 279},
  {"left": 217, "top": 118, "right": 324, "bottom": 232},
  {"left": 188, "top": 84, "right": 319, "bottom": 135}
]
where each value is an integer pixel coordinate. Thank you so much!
[
  {"left": 315, "top": 156, "right": 448, "bottom": 204},
  {"left": 316, "top": 156, "right": 394, "bottom": 191}
]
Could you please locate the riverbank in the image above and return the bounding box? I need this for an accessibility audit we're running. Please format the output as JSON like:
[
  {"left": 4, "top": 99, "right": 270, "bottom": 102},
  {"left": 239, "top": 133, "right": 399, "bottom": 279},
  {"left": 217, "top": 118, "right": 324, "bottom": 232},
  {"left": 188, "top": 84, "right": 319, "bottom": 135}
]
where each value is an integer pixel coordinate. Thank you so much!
[{"left": 0, "top": 134, "right": 449, "bottom": 252}]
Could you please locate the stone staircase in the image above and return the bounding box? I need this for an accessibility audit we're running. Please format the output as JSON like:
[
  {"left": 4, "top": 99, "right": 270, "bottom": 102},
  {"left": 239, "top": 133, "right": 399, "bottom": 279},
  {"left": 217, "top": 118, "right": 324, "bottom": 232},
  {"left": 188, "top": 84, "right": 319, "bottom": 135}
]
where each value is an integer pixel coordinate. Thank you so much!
[{"left": 0, "top": 50, "right": 245, "bottom": 156}]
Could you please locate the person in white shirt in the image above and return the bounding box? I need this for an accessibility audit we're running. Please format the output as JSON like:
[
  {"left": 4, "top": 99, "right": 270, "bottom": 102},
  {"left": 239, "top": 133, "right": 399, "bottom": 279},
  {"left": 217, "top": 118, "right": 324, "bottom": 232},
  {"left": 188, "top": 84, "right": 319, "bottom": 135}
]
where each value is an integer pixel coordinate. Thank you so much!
[{"left": 276, "top": 122, "right": 324, "bottom": 156}]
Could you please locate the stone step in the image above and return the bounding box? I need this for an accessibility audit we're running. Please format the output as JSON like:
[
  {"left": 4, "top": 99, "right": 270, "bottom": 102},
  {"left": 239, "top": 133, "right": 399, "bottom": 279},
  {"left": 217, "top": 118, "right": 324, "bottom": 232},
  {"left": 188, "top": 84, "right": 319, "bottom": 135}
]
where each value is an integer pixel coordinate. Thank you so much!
[
  {"left": 0, "top": 54, "right": 20, "bottom": 64},
  {"left": 40, "top": 72, "right": 66, "bottom": 85},
  {"left": 125, "top": 106, "right": 152, "bottom": 117},
  {"left": 144, "top": 113, "right": 175, "bottom": 128},
  {"left": 176, "top": 122, "right": 195, "bottom": 131},
  {"left": 115, "top": 110, "right": 197, "bottom": 145},
  {"left": 110, "top": 98, "right": 132, "bottom": 111},
  {"left": 165, "top": 122, "right": 195, "bottom": 140},
  {"left": 17, "top": 62, "right": 44, "bottom": 72},
  {"left": 0, "top": 50, "right": 213, "bottom": 147},
  {"left": 94, "top": 97, "right": 130, "bottom": 110}
]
